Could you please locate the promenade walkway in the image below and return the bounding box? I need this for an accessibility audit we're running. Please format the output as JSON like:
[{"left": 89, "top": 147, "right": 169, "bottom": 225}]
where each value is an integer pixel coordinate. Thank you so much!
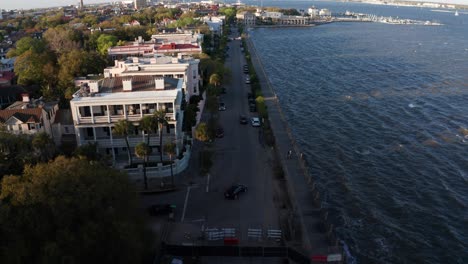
[{"left": 246, "top": 36, "right": 343, "bottom": 259}]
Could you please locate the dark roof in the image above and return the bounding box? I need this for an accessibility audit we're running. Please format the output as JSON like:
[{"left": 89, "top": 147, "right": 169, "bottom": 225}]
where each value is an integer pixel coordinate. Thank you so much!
[
  {"left": 54, "top": 109, "right": 73, "bottom": 125},
  {"left": 0, "top": 108, "right": 43, "bottom": 123},
  {"left": 0, "top": 85, "right": 25, "bottom": 97},
  {"left": 99, "top": 76, "right": 179, "bottom": 93}
]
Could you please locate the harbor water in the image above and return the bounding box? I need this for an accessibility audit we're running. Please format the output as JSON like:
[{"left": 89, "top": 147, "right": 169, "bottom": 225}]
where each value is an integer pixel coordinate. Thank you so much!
[{"left": 244, "top": 1, "right": 468, "bottom": 263}]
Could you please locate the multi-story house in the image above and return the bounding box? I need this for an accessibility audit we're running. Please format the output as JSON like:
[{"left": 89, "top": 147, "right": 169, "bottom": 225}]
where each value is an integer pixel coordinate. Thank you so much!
[
  {"left": 0, "top": 94, "right": 59, "bottom": 138},
  {"left": 108, "top": 32, "right": 203, "bottom": 59},
  {"left": 236, "top": 11, "right": 256, "bottom": 26},
  {"left": 101, "top": 54, "right": 201, "bottom": 98},
  {"left": 70, "top": 76, "right": 184, "bottom": 164}
]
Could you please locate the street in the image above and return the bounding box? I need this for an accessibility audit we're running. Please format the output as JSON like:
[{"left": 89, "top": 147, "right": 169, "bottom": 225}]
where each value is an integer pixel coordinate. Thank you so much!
[{"left": 140, "top": 27, "right": 285, "bottom": 263}]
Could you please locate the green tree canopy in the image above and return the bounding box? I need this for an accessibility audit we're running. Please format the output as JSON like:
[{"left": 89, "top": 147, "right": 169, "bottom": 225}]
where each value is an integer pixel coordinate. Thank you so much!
[
  {"left": 195, "top": 122, "right": 209, "bottom": 142},
  {"left": 96, "top": 34, "right": 118, "bottom": 56},
  {"left": 0, "top": 156, "right": 153, "bottom": 264},
  {"left": 14, "top": 50, "right": 49, "bottom": 86},
  {"left": 7, "top": 36, "right": 46, "bottom": 57}
]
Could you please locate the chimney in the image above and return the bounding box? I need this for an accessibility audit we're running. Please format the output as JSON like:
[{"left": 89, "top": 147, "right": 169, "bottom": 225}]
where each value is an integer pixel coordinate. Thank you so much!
[
  {"left": 21, "top": 93, "right": 30, "bottom": 103},
  {"left": 122, "top": 77, "right": 133, "bottom": 91},
  {"left": 155, "top": 77, "right": 164, "bottom": 90},
  {"left": 89, "top": 80, "right": 99, "bottom": 93},
  {"left": 138, "top": 36, "right": 143, "bottom": 43}
]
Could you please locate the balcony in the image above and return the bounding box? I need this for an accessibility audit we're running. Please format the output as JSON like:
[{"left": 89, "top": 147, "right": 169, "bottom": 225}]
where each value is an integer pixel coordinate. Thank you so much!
[{"left": 77, "top": 112, "right": 175, "bottom": 124}]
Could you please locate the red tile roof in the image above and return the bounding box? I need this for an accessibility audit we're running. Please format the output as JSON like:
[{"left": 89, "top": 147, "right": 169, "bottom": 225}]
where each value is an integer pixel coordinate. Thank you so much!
[
  {"left": 156, "top": 43, "right": 199, "bottom": 50},
  {"left": 0, "top": 108, "right": 43, "bottom": 123}
]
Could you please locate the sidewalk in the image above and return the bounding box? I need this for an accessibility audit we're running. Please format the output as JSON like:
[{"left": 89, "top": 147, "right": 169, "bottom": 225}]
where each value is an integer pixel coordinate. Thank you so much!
[{"left": 246, "top": 37, "right": 342, "bottom": 257}]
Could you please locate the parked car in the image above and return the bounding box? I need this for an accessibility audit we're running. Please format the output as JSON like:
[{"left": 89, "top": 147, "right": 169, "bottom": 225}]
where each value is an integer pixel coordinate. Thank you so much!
[
  {"left": 251, "top": 117, "right": 261, "bottom": 127},
  {"left": 239, "top": 115, "right": 248, "bottom": 124},
  {"left": 219, "top": 102, "right": 226, "bottom": 111},
  {"left": 249, "top": 103, "right": 257, "bottom": 112},
  {"left": 148, "top": 204, "right": 176, "bottom": 216},
  {"left": 216, "top": 127, "right": 224, "bottom": 138},
  {"left": 224, "top": 184, "right": 248, "bottom": 199},
  {"left": 245, "top": 78, "right": 251, "bottom": 84}
]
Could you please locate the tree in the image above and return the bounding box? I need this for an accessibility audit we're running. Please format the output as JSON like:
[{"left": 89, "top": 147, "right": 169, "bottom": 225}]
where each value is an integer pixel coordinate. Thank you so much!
[
  {"left": 209, "top": 73, "right": 221, "bottom": 88},
  {"left": 182, "top": 104, "right": 197, "bottom": 132},
  {"left": 96, "top": 34, "right": 118, "bottom": 56},
  {"left": 135, "top": 142, "right": 152, "bottom": 190},
  {"left": 0, "top": 156, "right": 153, "bottom": 264},
  {"left": 32, "top": 132, "right": 55, "bottom": 162},
  {"left": 195, "top": 122, "right": 209, "bottom": 142},
  {"left": 164, "top": 142, "right": 176, "bottom": 186},
  {"left": 14, "top": 50, "right": 49, "bottom": 86},
  {"left": 140, "top": 115, "right": 157, "bottom": 145},
  {"left": 6, "top": 36, "right": 46, "bottom": 58},
  {"left": 206, "top": 95, "right": 218, "bottom": 118},
  {"left": 43, "top": 27, "right": 82, "bottom": 56},
  {"left": 73, "top": 142, "right": 101, "bottom": 162},
  {"left": 113, "top": 120, "right": 134, "bottom": 165},
  {"left": 154, "top": 109, "right": 168, "bottom": 164}
]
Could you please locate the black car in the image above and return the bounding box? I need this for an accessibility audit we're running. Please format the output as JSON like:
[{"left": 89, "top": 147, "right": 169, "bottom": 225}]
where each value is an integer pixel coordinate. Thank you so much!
[
  {"left": 239, "top": 115, "right": 248, "bottom": 124},
  {"left": 249, "top": 103, "right": 257, "bottom": 112},
  {"left": 224, "top": 184, "right": 248, "bottom": 199},
  {"left": 148, "top": 204, "right": 176, "bottom": 216},
  {"left": 216, "top": 127, "right": 224, "bottom": 138}
]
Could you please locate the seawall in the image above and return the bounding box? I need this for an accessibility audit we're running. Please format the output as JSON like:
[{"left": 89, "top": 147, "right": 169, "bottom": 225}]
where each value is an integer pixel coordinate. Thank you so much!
[{"left": 245, "top": 33, "right": 345, "bottom": 260}]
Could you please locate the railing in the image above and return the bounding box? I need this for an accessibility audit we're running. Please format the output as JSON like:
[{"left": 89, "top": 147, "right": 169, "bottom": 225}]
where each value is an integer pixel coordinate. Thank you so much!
[
  {"left": 77, "top": 113, "right": 175, "bottom": 124},
  {"left": 125, "top": 145, "right": 191, "bottom": 179}
]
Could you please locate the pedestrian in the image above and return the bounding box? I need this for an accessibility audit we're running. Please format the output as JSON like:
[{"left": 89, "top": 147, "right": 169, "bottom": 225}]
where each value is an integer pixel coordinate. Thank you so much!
[
  {"left": 300, "top": 152, "right": 304, "bottom": 160},
  {"left": 287, "top": 150, "right": 292, "bottom": 159}
]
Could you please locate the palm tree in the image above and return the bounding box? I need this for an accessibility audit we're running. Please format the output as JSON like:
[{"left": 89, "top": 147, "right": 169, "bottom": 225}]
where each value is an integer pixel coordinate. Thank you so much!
[
  {"left": 164, "top": 142, "right": 176, "bottom": 186},
  {"left": 140, "top": 115, "right": 157, "bottom": 145},
  {"left": 154, "top": 109, "right": 168, "bottom": 164},
  {"left": 113, "top": 119, "right": 134, "bottom": 165},
  {"left": 135, "top": 142, "right": 152, "bottom": 190}
]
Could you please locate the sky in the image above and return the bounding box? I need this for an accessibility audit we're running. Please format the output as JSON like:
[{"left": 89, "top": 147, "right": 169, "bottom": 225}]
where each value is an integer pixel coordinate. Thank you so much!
[{"left": 1, "top": 0, "right": 468, "bottom": 11}]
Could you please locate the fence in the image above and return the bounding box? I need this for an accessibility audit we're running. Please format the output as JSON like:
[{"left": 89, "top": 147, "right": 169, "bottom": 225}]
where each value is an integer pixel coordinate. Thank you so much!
[{"left": 126, "top": 144, "right": 191, "bottom": 179}]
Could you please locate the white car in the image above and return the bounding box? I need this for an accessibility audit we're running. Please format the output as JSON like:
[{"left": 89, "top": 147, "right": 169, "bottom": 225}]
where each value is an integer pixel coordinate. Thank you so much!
[
  {"left": 251, "top": 117, "right": 260, "bottom": 127},
  {"left": 245, "top": 77, "right": 251, "bottom": 84}
]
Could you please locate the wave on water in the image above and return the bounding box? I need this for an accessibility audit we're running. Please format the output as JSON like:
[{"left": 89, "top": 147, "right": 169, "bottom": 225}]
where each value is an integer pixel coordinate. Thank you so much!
[{"left": 250, "top": 4, "right": 468, "bottom": 263}]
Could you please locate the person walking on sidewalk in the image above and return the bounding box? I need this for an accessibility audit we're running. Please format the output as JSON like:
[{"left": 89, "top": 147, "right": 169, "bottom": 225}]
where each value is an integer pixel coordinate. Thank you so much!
[{"left": 287, "top": 150, "right": 292, "bottom": 159}]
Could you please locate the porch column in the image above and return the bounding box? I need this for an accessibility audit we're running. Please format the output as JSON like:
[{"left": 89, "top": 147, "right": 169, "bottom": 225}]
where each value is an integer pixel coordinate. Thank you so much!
[
  {"left": 90, "top": 106, "right": 95, "bottom": 124},
  {"left": 92, "top": 127, "right": 97, "bottom": 141},
  {"left": 123, "top": 104, "right": 127, "bottom": 119},
  {"left": 110, "top": 125, "right": 116, "bottom": 162},
  {"left": 106, "top": 105, "right": 110, "bottom": 123}
]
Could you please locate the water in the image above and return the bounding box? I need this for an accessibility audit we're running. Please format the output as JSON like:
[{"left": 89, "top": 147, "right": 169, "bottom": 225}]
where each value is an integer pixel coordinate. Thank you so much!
[{"left": 242, "top": 1, "right": 468, "bottom": 263}]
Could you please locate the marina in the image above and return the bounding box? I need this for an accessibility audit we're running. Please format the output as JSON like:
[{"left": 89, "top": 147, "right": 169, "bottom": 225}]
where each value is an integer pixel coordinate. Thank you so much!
[{"left": 332, "top": 11, "right": 443, "bottom": 26}]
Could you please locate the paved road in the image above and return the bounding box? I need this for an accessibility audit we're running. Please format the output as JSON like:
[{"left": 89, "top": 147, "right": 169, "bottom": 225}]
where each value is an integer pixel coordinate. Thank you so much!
[
  {"left": 185, "top": 27, "right": 280, "bottom": 234},
  {"left": 140, "top": 27, "right": 283, "bottom": 263}
]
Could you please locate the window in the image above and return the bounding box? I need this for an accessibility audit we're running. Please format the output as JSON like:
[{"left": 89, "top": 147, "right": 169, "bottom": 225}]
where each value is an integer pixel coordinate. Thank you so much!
[
  {"left": 193, "top": 70, "right": 196, "bottom": 79},
  {"left": 18, "top": 124, "right": 22, "bottom": 131}
]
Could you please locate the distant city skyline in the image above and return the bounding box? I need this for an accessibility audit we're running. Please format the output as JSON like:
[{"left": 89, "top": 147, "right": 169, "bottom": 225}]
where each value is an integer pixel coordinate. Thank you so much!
[{"left": 1, "top": 0, "right": 468, "bottom": 11}]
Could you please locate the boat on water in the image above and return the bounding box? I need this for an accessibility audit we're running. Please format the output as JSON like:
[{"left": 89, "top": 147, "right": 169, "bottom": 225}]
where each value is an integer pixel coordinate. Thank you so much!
[{"left": 455, "top": 10, "right": 459, "bottom": 16}]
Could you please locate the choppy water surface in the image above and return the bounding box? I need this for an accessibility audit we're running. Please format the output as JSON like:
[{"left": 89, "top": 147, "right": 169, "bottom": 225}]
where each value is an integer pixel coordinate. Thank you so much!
[{"left": 247, "top": 1, "right": 468, "bottom": 263}]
